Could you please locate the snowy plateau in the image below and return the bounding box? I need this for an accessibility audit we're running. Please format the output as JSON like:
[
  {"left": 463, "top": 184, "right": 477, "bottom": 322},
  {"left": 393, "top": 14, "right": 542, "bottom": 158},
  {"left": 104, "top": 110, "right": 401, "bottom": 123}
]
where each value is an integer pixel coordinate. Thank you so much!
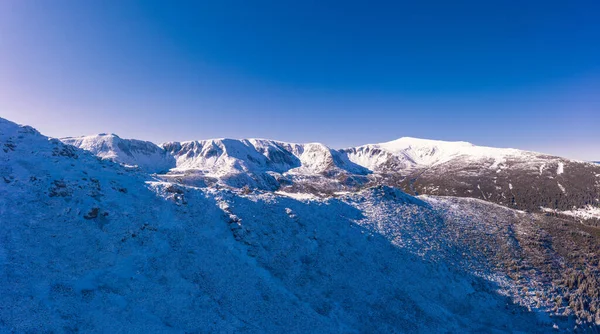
[{"left": 1, "top": 117, "right": 600, "bottom": 333}]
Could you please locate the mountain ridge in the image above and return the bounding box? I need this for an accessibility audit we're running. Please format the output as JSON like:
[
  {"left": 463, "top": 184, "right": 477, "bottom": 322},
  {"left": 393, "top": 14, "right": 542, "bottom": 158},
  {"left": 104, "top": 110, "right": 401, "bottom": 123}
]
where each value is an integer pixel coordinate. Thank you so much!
[
  {"left": 60, "top": 131, "right": 594, "bottom": 171},
  {"left": 58, "top": 124, "right": 600, "bottom": 222},
  {"left": 61, "top": 133, "right": 175, "bottom": 173}
]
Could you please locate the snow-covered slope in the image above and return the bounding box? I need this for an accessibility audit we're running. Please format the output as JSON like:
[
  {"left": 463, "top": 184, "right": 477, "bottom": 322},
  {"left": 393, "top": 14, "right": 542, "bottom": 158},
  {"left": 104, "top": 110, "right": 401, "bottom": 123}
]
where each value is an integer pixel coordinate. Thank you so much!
[
  {"left": 5, "top": 117, "right": 599, "bottom": 331},
  {"left": 162, "top": 138, "right": 368, "bottom": 175},
  {"left": 1, "top": 119, "right": 341, "bottom": 332},
  {"left": 159, "top": 138, "right": 370, "bottom": 191},
  {"left": 161, "top": 136, "right": 539, "bottom": 176},
  {"left": 343, "top": 137, "right": 600, "bottom": 216},
  {"left": 343, "top": 137, "right": 531, "bottom": 171},
  {"left": 62, "top": 133, "right": 587, "bottom": 180},
  {"left": 62, "top": 134, "right": 175, "bottom": 173},
  {"left": 162, "top": 139, "right": 299, "bottom": 174},
  {"left": 63, "top": 132, "right": 600, "bottom": 220}
]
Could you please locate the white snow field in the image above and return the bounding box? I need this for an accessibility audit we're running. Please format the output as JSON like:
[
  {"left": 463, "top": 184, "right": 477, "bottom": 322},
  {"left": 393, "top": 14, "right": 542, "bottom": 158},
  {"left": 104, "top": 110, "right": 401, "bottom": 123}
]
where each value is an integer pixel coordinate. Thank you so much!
[{"left": 62, "top": 134, "right": 175, "bottom": 173}]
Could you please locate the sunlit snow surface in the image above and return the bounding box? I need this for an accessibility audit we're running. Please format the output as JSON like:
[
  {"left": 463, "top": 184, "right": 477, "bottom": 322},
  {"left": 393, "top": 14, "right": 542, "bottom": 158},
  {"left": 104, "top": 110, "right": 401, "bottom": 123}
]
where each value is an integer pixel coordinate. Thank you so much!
[
  {"left": 62, "top": 134, "right": 175, "bottom": 173},
  {"left": 348, "top": 136, "right": 527, "bottom": 169},
  {"left": 541, "top": 205, "right": 600, "bottom": 220}
]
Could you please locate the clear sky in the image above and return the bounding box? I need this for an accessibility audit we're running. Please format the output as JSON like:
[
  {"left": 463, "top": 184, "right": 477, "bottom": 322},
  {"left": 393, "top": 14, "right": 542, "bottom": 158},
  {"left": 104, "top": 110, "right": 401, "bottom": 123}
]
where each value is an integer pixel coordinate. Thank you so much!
[{"left": 1, "top": 1, "right": 598, "bottom": 160}]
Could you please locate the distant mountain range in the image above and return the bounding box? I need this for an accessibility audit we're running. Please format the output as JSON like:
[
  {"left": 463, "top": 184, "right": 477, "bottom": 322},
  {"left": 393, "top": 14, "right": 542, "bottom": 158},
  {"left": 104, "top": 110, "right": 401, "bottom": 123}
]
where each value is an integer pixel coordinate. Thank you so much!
[{"left": 63, "top": 131, "right": 600, "bottom": 225}]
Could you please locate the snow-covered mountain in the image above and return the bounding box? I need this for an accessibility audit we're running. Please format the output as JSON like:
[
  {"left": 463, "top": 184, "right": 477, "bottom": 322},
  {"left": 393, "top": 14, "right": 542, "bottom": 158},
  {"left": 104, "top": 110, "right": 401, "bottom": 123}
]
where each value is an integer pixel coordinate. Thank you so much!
[
  {"left": 63, "top": 133, "right": 600, "bottom": 223},
  {"left": 162, "top": 139, "right": 368, "bottom": 174},
  {"left": 4, "top": 117, "right": 600, "bottom": 331},
  {"left": 343, "top": 136, "right": 528, "bottom": 170},
  {"left": 62, "top": 133, "right": 175, "bottom": 173},
  {"left": 67, "top": 136, "right": 372, "bottom": 191},
  {"left": 2, "top": 117, "right": 600, "bottom": 331}
]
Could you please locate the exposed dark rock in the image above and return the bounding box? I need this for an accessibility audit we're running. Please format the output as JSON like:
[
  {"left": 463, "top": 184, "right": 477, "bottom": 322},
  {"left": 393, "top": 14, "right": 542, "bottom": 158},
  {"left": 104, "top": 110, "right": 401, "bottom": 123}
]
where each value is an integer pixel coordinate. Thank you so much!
[
  {"left": 83, "top": 207, "right": 99, "bottom": 219},
  {"left": 49, "top": 180, "right": 71, "bottom": 197}
]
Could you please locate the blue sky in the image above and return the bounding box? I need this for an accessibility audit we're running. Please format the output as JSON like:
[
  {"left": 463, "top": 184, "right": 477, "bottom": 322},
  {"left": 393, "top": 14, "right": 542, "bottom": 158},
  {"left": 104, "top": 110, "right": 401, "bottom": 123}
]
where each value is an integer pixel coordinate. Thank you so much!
[{"left": 0, "top": 1, "right": 598, "bottom": 159}]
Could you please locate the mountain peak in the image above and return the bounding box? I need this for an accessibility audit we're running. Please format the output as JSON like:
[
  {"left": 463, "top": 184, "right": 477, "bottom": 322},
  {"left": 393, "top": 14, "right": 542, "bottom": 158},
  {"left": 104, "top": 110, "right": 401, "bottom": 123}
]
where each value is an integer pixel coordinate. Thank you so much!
[
  {"left": 0, "top": 117, "right": 40, "bottom": 138},
  {"left": 61, "top": 133, "right": 174, "bottom": 173},
  {"left": 380, "top": 137, "right": 475, "bottom": 150}
]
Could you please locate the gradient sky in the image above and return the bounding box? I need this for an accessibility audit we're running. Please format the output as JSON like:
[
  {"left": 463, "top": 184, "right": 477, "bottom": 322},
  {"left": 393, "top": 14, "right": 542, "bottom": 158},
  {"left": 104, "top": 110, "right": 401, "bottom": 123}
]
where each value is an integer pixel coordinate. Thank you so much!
[{"left": 0, "top": 1, "right": 599, "bottom": 159}]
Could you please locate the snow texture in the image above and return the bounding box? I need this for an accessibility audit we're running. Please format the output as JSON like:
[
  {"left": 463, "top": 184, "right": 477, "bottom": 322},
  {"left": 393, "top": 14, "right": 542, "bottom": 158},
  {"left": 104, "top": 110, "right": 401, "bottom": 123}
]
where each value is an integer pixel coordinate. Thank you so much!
[{"left": 62, "top": 134, "right": 175, "bottom": 173}]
